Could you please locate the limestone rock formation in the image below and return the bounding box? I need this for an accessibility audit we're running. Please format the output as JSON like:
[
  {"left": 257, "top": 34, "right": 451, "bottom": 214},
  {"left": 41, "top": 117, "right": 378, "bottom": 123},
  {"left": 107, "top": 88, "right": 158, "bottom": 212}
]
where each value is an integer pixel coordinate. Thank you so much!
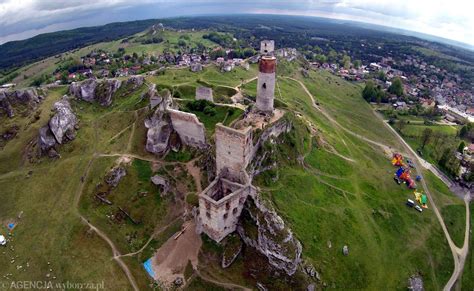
[
  {"left": 0, "top": 88, "right": 43, "bottom": 118},
  {"left": 190, "top": 63, "right": 203, "bottom": 72},
  {"left": 238, "top": 195, "right": 302, "bottom": 276},
  {"left": 49, "top": 98, "right": 78, "bottom": 144},
  {"left": 37, "top": 97, "right": 78, "bottom": 158},
  {"left": 96, "top": 79, "right": 122, "bottom": 106},
  {"left": 408, "top": 275, "right": 424, "bottom": 291},
  {"left": 38, "top": 126, "right": 57, "bottom": 153},
  {"left": 105, "top": 167, "right": 127, "bottom": 188},
  {"left": 127, "top": 75, "right": 144, "bottom": 89},
  {"left": 0, "top": 90, "right": 14, "bottom": 117},
  {"left": 70, "top": 79, "right": 97, "bottom": 102},
  {"left": 69, "top": 78, "right": 122, "bottom": 106},
  {"left": 151, "top": 175, "right": 170, "bottom": 194},
  {"left": 145, "top": 110, "right": 172, "bottom": 155}
]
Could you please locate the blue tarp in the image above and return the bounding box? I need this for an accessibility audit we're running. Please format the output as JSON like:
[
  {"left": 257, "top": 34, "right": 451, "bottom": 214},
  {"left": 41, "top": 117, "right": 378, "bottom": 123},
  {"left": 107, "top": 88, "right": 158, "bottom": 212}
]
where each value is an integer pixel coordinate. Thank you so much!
[
  {"left": 143, "top": 258, "right": 155, "bottom": 278},
  {"left": 7, "top": 223, "right": 15, "bottom": 230}
]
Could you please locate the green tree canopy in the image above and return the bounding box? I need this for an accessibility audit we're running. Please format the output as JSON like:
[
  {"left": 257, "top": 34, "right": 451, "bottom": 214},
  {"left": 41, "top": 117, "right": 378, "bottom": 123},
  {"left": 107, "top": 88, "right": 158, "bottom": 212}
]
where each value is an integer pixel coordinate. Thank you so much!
[{"left": 388, "top": 77, "right": 404, "bottom": 97}]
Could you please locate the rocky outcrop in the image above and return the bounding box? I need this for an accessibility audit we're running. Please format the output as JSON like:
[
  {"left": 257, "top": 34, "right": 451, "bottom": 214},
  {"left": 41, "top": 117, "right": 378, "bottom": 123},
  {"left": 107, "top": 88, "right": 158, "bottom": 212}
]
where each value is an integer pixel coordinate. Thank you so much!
[
  {"left": 249, "top": 118, "right": 293, "bottom": 178},
  {"left": 0, "top": 88, "right": 43, "bottom": 118},
  {"left": 69, "top": 78, "right": 122, "bottom": 106},
  {"left": 151, "top": 175, "right": 170, "bottom": 194},
  {"left": 149, "top": 88, "right": 173, "bottom": 111},
  {"left": 221, "top": 234, "right": 243, "bottom": 268},
  {"left": 238, "top": 195, "right": 302, "bottom": 276},
  {"left": 70, "top": 79, "right": 97, "bottom": 102},
  {"left": 105, "top": 167, "right": 127, "bottom": 188},
  {"left": 96, "top": 79, "right": 122, "bottom": 106},
  {"left": 408, "top": 275, "right": 424, "bottom": 291},
  {"left": 145, "top": 110, "right": 172, "bottom": 155},
  {"left": 0, "top": 90, "right": 14, "bottom": 117},
  {"left": 49, "top": 99, "right": 78, "bottom": 144},
  {"left": 127, "top": 75, "right": 144, "bottom": 89},
  {"left": 190, "top": 63, "right": 203, "bottom": 72},
  {"left": 38, "top": 126, "right": 57, "bottom": 153},
  {"left": 37, "top": 97, "right": 78, "bottom": 157}
]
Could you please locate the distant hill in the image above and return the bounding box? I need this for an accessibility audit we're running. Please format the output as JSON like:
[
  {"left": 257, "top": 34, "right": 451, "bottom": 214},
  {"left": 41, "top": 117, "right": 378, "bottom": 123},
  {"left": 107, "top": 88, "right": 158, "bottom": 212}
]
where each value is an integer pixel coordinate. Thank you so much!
[{"left": 0, "top": 19, "right": 158, "bottom": 70}]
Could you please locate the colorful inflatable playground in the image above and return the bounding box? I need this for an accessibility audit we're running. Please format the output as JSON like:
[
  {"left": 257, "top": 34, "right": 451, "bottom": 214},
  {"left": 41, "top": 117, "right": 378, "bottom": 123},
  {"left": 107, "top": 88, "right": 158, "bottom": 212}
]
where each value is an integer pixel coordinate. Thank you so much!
[{"left": 391, "top": 153, "right": 428, "bottom": 213}]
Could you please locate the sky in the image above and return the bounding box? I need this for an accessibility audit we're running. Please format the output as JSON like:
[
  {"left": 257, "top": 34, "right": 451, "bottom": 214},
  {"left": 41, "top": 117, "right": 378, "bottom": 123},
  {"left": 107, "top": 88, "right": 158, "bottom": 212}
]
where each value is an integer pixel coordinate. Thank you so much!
[{"left": 0, "top": 0, "right": 473, "bottom": 46}]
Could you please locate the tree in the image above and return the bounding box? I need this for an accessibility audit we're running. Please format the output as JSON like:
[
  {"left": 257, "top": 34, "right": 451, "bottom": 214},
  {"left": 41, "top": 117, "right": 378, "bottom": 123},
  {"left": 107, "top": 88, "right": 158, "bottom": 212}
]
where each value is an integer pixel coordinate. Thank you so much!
[
  {"left": 388, "top": 77, "right": 404, "bottom": 97},
  {"left": 314, "top": 54, "right": 327, "bottom": 64},
  {"left": 362, "top": 80, "right": 377, "bottom": 102},
  {"left": 341, "top": 55, "right": 351, "bottom": 69},
  {"left": 420, "top": 128, "right": 433, "bottom": 149},
  {"left": 353, "top": 60, "right": 362, "bottom": 68},
  {"left": 396, "top": 120, "right": 407, "bottom": 133},
  {"left": 458, "top": 141, "right": 466, "bottom": 153},
  {"left": 460, "top": 123, "right": 474, "bottom": 141},
  {"left": 377, "top": 71, "right": 387, "bottom": 81}
]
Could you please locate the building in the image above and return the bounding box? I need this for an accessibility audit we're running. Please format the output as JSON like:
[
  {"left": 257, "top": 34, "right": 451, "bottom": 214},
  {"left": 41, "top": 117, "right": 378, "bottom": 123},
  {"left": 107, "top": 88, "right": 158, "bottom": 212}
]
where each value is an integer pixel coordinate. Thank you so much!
[
  {"left": 256, "top": 56, "right": 277, "bottom": 113},
  {"left": 260, "top": 40, "right": 275, "bottom": 55},
  {"left": 215, "top": 124, "right": 253, "bottom": 182}
]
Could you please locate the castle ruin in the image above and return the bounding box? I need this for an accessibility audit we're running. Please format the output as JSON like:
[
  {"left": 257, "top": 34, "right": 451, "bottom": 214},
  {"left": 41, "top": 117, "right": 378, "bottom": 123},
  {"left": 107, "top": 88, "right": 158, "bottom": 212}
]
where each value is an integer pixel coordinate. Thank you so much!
[
  {"left": 168, "top": 108, "right": 207, "bottom": 149},
  {"left": 215, "top": 124, "right": 253, "bottom": 182},
  {"left": 260, "top": 40, "right": 275, "bottom": 55},
  {"left": 256, "top": 56, "right": 277, "bottom": 113}
]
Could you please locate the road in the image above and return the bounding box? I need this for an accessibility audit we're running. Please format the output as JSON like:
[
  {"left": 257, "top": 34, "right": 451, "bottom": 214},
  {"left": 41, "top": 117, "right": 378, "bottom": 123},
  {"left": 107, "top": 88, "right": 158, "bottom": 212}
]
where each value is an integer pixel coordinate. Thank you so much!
[{"left": 289, "top": 76, "right": 471, "bottom": 290}]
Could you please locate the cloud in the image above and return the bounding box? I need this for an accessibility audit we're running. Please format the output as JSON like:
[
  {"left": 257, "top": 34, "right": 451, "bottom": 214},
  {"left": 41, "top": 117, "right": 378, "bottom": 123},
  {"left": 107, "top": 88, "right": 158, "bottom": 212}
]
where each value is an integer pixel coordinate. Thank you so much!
[{"left": 0, "top": 0, "right": 473, "bottom": 46}]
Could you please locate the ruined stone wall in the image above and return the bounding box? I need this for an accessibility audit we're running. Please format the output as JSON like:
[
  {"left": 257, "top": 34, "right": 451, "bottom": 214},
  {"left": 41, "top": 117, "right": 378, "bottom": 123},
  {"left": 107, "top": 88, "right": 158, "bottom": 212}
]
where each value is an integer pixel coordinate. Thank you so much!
[
  {"left": 168, "top": 108, "right": 206, "bottom": 148},
  {"left": 260, "top": 40, "right": 275, "bottom": 55},
  {"left": 199, "top": 178, "right": 254, "bottom": 242},
  {"left": 195, "top": 87, "right": 213, "bottom": 102},
  {"left": 215, "top": 124, "right": 253, "bottom": 182},
  {"left": 256, "top": 56, "right": 276, "bottom": 112}
]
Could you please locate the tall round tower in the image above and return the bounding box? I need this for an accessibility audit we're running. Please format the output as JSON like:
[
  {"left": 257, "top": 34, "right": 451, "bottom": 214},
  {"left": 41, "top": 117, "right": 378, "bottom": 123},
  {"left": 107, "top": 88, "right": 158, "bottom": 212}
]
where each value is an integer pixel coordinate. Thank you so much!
[{"left": 256, "top": 56, "right": 276, "bottom": 113}]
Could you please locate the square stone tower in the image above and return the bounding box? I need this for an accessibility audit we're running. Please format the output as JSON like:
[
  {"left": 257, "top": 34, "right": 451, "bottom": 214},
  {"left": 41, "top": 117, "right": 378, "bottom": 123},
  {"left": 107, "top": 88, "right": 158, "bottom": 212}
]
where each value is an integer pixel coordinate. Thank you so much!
[
  {"left": 215, "top": 124, "right": 253, "bottom": 182},
  {"left": 260, "top": 40, "right": 275, "bottom": 55},
  {"left": 256, "top": 56, "right": 277, "bottom": 113},
  {"left": 198, "top": 178, "right": 251, "bottom": 242}
]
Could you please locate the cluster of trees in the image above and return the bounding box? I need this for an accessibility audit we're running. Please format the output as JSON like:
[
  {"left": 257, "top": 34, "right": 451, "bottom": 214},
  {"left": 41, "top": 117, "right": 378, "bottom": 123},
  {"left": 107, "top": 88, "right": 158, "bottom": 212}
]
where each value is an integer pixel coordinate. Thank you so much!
[
  {"left": 362, "top": 80, "right": 387, "bottom": 103},
  {"left": 185, "top": 99, "right": 216, "bottom": 116},
  {"left": 388, "top": 77, "right": 404, "bottom": 97},
  {"left": 203, "top": 32, "right": 235, "bottom": 48},
  {"left": 396, "top": 123, "right": 468, "bottom": 179},
  {"left": 460, "top": 123, "right": 474, "bottom": 142},
  {"left": 141, "top": 37, "right": 164, "bottom": 44}
]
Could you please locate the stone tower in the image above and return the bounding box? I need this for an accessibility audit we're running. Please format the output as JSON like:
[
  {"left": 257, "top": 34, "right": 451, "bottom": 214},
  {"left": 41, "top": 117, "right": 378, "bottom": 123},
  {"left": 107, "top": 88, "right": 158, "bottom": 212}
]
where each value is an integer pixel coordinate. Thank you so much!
[
  {"left": 260, "top": 40, "right": 275, "bottom": 55},
  {"left": 215, "top": 124, "right": 253, "bottom": 182},
  {"left": 256, "top": 56, "right": 277, "bottom": 113}
]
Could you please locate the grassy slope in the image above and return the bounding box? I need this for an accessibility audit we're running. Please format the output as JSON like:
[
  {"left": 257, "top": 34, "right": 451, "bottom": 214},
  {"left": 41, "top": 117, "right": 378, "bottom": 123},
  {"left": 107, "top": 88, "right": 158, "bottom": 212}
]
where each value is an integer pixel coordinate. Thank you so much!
[
  {"left": 252, "top": 67, "right": 464, "bottom": 289},
  {"left": 461, "top": 203, "right": 473, "bottom": 289},
  {"left": 0, "top": 88, "right": 132, "bottom": 289}
]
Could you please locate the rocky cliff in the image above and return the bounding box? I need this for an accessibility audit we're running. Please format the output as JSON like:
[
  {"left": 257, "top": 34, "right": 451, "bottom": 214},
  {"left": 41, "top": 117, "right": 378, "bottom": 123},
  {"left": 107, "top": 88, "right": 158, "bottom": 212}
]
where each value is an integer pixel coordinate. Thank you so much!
[
  {"left": 38, "top": 96, "right": 78, "bottom": 157},
  {"left": 238, "top": 195, "right": 302, "bottom": 276},
  {"left": 0, "top": 88, "right": 43, "bottom": 118},
  {"left": 69, "top": 78, "right": 122, "bottom": 106}
]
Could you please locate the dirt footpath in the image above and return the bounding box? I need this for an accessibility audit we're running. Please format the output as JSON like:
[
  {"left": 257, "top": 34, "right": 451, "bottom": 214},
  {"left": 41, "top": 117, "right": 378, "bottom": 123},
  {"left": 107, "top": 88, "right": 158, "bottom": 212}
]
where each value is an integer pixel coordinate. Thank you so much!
[{"left": 152, "top": 221, "right": 202, "bottom": 285}]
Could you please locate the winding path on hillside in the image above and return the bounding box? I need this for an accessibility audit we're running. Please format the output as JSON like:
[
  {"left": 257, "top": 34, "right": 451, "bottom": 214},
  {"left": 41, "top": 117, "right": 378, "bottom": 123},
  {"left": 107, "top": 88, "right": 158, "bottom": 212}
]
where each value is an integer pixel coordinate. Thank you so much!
[
  {"left": 287, "top": 76, "right": 471, "bottom": 290},
  {"left": 72, "top": 124, "right": 140, "bottom": 291}
]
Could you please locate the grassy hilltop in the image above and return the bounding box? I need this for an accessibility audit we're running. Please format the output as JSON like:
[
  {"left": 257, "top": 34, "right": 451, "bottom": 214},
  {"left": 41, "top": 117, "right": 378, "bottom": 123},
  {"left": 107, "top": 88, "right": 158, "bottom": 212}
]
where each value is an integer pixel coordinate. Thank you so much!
[{"left": 0, "top": 29, "right": 471, "bottom": 290}]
